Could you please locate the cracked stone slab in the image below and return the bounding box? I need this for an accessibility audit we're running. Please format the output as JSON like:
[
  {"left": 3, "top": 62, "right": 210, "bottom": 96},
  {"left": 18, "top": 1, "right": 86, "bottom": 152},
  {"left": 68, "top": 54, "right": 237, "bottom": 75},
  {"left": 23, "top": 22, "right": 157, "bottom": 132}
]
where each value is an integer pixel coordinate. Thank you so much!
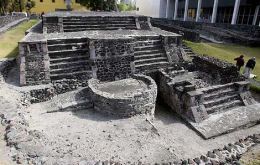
[{"left": 186, "top": 103, "right": 260, "bottom": 139}]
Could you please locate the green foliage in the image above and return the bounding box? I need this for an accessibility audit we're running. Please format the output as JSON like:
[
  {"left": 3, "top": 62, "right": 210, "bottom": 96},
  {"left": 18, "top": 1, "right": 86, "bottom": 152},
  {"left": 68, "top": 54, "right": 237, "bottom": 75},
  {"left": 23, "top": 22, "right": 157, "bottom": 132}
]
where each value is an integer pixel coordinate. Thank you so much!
[
  {"left": 78, "top": 0, "right": 117, "bottom": 11},
  {"left": 8, "top": 0, "right": 25, "bottom": 12},
  {"left": 0, "top": 0, "right": 9, "bottom": 14},
  {"left": 25, "top": 0, "right": 36, "bottom": 12},
  {"left": 250, "top": 85, "right": 260, "bottom": 94},
  {"left": 117, "top": 2, "right": 136, "bottom": 11}
]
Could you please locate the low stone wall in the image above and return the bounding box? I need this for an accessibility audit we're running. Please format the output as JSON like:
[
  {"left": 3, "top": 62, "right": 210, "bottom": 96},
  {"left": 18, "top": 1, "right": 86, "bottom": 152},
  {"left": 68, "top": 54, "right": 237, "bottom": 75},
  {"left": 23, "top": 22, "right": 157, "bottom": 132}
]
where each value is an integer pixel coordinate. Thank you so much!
[
  {"left": 88, "top": 74, "right": 157, "bottom": 117},
  {"left": 0, "top": 58, "right": 16, "bottom": 84},
  {"left": 192, "top": 55, "right": 243, "bottom": 84},
  {"left": 152, "top": 18, "right": 260, "bottom": 46},
  {"left": 0, "top": 15, "right": 26, "bottom": 28},
  {"left": 152, "top": 20, "right": 200, "bottom": 42}
]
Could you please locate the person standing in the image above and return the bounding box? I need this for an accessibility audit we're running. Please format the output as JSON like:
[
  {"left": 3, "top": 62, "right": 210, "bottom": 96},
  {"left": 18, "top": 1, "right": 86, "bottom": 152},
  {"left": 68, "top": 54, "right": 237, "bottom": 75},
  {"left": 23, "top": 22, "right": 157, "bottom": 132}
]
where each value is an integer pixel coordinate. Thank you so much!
[
  {"left": 234, "top": 55, "right": 245, "bottom": 71},
  {"left": 243, "top": 57, "right": 256, "bottom": 78}
]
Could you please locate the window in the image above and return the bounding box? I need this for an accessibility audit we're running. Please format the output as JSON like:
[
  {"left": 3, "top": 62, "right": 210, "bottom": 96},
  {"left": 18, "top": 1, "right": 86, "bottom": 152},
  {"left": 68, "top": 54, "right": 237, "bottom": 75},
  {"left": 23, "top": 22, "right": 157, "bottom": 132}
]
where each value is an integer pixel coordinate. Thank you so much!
[{"left": 52, "top": 0, "right": 55, "bottom": 3}]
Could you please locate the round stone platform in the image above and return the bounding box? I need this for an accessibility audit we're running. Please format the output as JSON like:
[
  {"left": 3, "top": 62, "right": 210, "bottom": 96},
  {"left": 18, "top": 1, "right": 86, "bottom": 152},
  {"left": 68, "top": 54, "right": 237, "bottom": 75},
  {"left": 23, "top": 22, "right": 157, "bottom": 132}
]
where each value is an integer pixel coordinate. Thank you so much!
[{"left": 88, "top": 74, "right": 157, "bottom": 117}]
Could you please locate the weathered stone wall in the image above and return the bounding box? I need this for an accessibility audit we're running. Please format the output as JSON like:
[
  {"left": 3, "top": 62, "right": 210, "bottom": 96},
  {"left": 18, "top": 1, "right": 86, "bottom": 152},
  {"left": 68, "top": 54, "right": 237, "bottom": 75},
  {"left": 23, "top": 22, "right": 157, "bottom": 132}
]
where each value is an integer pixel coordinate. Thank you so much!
[
  {"left": 153, "top": 20, "right": 200, "bottom": 42},
  {"left": 192, "top": 55, "right": 243, "bottom": 84},
  {"left": 162, "top": 35, "right": 184, "bottom": 63},
  {"left": 90, "top": 38, "right": 135, "bottom": 81},
  {"left": 43, "top": 17, "right": 62, "bottom": 34},
  {"left": 19, "top": 41, "right": 51, "bottom": 86},
  {"left": 0, "top": 58, "right": 16, "bottom": 84},
  {"left": 152, "top": 18, "right": 260, "bottom": 46},
  {"left": 88, "top": 74, "right": 157, "bottom": 117}
]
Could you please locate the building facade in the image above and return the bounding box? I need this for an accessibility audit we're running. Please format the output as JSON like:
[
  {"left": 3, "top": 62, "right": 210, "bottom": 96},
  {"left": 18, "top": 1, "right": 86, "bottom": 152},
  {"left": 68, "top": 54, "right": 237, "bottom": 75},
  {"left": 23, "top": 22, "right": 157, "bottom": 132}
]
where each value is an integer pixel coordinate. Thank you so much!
[
  {"left": 30, "top": 0, "right": 83, "bottom": 14},
  {"left": 136, "top": 0, "right": 260, "bottom": 26}
]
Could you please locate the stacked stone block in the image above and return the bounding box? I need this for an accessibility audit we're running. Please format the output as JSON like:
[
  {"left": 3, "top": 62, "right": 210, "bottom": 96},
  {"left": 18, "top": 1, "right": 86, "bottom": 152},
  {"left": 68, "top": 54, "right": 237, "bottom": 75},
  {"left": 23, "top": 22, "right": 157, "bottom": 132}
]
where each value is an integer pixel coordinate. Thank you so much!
[
  {"left": 88, "top": 74, "right": 157, "bottom": 117},
  {"left": 90, "top": 38, "right": 135, "bottom": 81},
  {"left": 19, "top": 41, "right": 51, "bottom": 86}
]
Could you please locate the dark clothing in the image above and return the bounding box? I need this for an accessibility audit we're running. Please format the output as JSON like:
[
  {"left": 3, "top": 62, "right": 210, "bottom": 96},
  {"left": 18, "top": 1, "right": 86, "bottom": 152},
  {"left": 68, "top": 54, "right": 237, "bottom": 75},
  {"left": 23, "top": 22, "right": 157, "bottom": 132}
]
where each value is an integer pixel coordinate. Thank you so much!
[
  {"left": 234, "top": 57, "right": 245, "bottom": 67},
  {"left": 234, "top": 57, "right": 245, "bottom": 71},
  {"left": 246, "top": 59, "right": 256, "bottom": 69}
]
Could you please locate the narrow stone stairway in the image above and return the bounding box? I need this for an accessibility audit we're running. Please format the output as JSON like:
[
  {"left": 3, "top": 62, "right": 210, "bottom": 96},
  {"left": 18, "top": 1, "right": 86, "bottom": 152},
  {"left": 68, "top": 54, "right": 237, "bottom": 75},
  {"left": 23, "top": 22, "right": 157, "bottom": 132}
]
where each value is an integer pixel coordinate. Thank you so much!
[
  {"left": 134, "top": 36, "right": 169, "bottom": 72},
  {"left": 63, "top": 17, "right": 137, "bottom": 32},
  {"left": 47, "top": 38, "right": 91, "bottom": 81},
  {"left": 182, "top": 44, "right": 196, "bottom": 57},
  {"left": 202, "top": 84, "right": 244, "bottom": 114}
]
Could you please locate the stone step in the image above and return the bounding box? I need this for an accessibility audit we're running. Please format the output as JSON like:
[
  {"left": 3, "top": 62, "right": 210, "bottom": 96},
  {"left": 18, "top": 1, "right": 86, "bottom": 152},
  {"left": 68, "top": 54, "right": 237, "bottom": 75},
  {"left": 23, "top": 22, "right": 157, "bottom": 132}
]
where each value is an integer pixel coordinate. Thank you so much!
[
  {"left": 202, "top": 83, "right": 234, "bottom": 95},
  {"left": 48, "top": 43, "right": 87, "bottom": 51},
  {"left": 206, "top": 100, "right": 244, "bottom": 114},
  {"left": 63, "top": 21, "right": 135, "bottom": 24},
  {"left": 203, "top": 94, "right": 240, "bottom": 108},
  {"left": 50, "top": 60, "right": 89, "bottom": 69},
  {"left": 134, "top": 49, "right": 165, "bottom": 56},
  {"left": 134, "top": 40, "right": 162, "bottom": 47},
  {"left": 135, "top": 61, "right": 169, "bottom": 70},
  {"left": 50, "top": 70, "right": 92, "bottom": 81},
  {"left": 50, "top": 65, "right": 91, "bottom": 75},
  {"left": 50, "top": 55, "right": 89, "bottom": 64},
  {"left": 62, "top": 18, "right": 135, "bottom": 22},
  {"left": 134, "top": 53, "right": 165, "bottom": 60},
  {"left": 134, "top": 44, "right": 163, "bottom": 51},
  {"left": 48, "top": 49, "right": 88, "bottom": 57},
  {"left": 135, "top": 57, "right": 168, "bottom": 65},
  {"left": 204, "top": 88, "right": 237, "bottom": 101},
  {"left": 63, "top": 26, "right": 136, "bottom": 31},
  {"left": 135, "top": 37, "right": 161, "bottom": 42},
  {"left": 48, "top": 39, "right": 88, "bottom": 45},
  {"left": 63, "top": 24, "right": 136, "bottom": 28}
]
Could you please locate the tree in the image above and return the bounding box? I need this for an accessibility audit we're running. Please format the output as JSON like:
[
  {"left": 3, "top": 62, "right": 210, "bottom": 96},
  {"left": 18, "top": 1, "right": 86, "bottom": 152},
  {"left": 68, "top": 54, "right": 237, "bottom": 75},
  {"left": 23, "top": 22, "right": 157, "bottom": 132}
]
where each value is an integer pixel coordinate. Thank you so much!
[
  {"left": 0, "top": 0, "right": 9, "bottom": 15},
  {"left": 78, "top": 0, "right": 118, "bottom": 11},
  {"left": 25, "top": 0, "right": 35, "bottom": 13},
  {"left": 8, "top": 0, "right": 25, "bottom": 13},
  {"left": 65, "top": 0, "right": 72, "bottom": 11}
]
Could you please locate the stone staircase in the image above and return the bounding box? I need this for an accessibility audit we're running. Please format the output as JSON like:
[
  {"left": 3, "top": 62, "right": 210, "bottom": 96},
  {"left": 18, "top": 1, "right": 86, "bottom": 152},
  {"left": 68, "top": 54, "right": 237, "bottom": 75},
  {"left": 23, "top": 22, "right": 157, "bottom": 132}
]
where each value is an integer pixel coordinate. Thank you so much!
[
  {"left": 202, "top": 84, "right": 244, "bottom": 114},
  {"left": 47, "top": 38, "right": 91, "bottom": 81},
  {"left": 62, "top": 17, "right": 137, "bottom": 32},
  {"left": 134, "top": 36, "right": 169, "bottom": 72},
  {"left": 182, "top": 44, "right": 196, "bottom": 57}
]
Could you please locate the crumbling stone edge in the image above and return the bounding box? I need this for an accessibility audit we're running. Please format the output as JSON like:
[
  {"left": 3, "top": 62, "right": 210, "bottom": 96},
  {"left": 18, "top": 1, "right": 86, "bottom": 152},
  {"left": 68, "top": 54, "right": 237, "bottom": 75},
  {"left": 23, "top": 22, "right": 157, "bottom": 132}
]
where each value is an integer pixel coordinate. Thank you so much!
[{"left": 0, "top": 100, "right": 259, "bottom": 165}]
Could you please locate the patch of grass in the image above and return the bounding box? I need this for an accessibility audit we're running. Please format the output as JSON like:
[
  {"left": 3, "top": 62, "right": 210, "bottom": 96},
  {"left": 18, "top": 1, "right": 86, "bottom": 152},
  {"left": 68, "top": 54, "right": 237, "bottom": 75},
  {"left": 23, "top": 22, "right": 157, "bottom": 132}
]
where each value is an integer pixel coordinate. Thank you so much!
[
  {"left": 0, "top": 20, "right": 38, "bottom": 59},
  {"left": 184, "top": 41, "right": 260, "bottom": 81},
  {"left": 250, "top": 85, "right": 260, "bottom": 93}
]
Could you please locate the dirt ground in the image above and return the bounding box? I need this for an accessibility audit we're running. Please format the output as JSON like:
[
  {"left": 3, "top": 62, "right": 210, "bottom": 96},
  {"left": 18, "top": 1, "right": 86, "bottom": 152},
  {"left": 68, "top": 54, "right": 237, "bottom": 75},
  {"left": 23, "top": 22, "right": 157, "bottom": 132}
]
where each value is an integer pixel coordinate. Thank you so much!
[
  {"left": 0, "top": 67, "right": 260, "bottom": 164},
  {"left": 22, "top": 98, "right": 260, "bottom": 163},
  {"left": 0, "top": 125, "right": 15, "bottom": 165}
]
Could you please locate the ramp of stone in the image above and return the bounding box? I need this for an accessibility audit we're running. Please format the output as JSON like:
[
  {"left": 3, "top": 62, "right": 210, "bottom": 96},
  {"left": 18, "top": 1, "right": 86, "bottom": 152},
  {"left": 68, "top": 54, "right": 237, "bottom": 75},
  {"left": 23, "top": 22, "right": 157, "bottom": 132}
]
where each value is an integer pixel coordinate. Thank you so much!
[{"left": 187, "top": 103, "right": 260, "bottom": 139}]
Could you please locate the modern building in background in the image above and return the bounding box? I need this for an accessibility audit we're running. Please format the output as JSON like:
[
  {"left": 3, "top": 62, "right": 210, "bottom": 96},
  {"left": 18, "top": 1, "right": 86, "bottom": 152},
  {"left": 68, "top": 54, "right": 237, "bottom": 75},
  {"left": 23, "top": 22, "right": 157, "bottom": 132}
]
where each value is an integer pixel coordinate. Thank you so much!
[
  {"left": 136, "top": 0, "right": 260, "bottom": 26},
  {"left": 30, "top": 0, "right": 83, "bottom": 14}
]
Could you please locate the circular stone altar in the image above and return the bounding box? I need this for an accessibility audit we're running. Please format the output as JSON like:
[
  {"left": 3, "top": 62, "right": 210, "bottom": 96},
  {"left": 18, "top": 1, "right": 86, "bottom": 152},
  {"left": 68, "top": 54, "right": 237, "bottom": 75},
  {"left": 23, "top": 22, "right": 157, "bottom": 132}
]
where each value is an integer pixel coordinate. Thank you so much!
[{"left": 88, "top": 74, "right": 157, "bottom": 117}]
